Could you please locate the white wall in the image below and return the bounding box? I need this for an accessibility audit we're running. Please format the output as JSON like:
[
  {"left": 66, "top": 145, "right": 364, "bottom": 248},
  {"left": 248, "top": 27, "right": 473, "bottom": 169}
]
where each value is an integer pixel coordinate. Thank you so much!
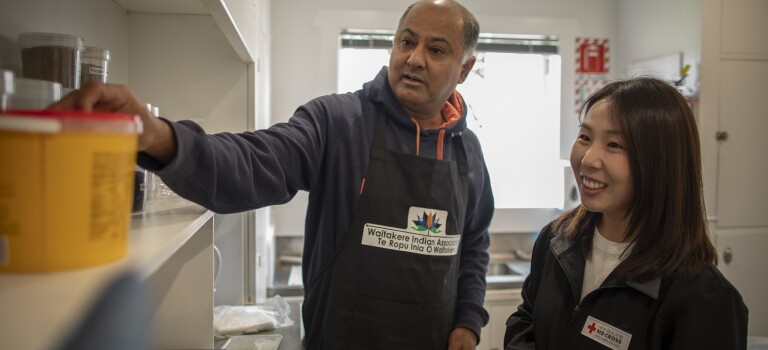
[
  {"left": 616, "top": 0, "right": 704, "bottom": 201},
  {"left": 269, "top": 0, "right": 619, "bottom": 236},
  {"left": 616, "top": 0, "right": 701, "bottom": 89}
]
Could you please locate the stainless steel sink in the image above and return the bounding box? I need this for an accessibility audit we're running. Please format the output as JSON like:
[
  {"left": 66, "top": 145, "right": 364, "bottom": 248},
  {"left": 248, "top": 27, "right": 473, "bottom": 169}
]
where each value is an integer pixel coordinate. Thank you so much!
[{"left": 486, "top": 261, "right": 530, "bottom": 290}]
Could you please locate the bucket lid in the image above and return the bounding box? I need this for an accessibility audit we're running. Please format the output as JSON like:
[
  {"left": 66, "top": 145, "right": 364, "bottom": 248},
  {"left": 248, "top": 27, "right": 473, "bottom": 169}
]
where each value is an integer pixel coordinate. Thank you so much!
[
  {"left": 0, "top": 70, "right": 13, "bottom": 94},
  {"left": 82, "top": 46, "right": 111, "bottom": 61},
  {"left": 0, "top": 110, "right": 142, "bottom": 134},
  {"left": 18, "top": 32, "right": 85, "bottom": 50}
]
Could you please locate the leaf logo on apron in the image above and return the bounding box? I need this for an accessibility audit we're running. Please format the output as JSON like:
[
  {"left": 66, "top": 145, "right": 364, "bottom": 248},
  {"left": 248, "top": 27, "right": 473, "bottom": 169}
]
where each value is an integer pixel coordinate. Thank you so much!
[
  {"left": 406, "top": 207, "right": 450, "bottom": 236},
  {"left": 412, "top": 211, "right": 442, "bottom": 233}
]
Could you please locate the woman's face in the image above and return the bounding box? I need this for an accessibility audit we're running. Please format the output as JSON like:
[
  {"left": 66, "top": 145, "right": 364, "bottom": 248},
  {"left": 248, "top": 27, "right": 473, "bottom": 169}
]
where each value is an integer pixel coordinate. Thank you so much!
[{"left": 571, "top": 100, "right": 634, "bottom": 222}]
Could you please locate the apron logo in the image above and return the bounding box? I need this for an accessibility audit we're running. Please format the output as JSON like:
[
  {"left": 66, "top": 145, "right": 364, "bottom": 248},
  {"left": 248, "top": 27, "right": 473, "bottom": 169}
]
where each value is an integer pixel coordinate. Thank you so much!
[
  {"left": 406, "top": 207, "right": 450, "bottom": 236},
  {"left": 412, "top": 211, "right": 442, "bottom": 233},
  {"left": 580, "top": 316, "right": 632, "bottom": 350},
  {"left": 360, "top": 207, "right": 459, "bottom": 256}
]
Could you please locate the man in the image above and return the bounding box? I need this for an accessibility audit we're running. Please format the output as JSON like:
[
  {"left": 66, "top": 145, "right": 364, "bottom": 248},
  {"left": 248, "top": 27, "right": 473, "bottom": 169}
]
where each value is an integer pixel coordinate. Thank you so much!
[{"left": 54, "top": 1, "right": 494, "bottom": 349}]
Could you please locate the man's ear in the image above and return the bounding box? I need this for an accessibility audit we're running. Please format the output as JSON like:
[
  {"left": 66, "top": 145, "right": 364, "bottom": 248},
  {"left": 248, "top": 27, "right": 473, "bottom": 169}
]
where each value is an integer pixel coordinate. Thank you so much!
[{"left": 458, "top": 56, "right": 476, "bottom": 84}]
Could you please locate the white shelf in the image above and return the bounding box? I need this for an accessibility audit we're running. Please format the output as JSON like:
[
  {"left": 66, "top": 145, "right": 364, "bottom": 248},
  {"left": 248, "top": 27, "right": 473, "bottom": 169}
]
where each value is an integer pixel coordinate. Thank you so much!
[
  {"left": 114, "top": 0, "right": 255, "bottom": 62},
  {"left": 0, "top": 204, "right": 215, "bottom": 350},
  {"left": 113, "top": 0, "right": 208, "bottom": 14}
]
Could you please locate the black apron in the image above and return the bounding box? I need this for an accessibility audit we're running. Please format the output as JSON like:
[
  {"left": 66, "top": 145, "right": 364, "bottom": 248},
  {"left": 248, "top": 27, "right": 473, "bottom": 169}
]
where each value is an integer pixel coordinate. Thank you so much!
[{"left": 303, "top": 110, "right": 470, "bottom": 350}]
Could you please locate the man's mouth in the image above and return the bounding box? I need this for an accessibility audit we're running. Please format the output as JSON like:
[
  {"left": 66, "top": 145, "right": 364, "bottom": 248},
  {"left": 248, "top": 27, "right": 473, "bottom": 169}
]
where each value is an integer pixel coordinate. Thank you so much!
[{"left": 402, "top": 73, "right": 424, "bottom": 84}]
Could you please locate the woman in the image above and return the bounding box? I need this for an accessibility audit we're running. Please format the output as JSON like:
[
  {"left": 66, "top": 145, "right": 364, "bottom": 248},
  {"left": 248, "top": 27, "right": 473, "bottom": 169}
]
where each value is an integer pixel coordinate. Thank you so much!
[{"left": 504, "top": 77, "right": 748, "bottom": 350}]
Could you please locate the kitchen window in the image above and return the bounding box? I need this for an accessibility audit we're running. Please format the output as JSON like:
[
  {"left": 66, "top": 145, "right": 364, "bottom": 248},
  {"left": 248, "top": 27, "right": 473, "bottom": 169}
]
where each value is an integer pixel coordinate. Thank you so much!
[{"left": 338, "top": 31, "right": 563, "bottom": 209}]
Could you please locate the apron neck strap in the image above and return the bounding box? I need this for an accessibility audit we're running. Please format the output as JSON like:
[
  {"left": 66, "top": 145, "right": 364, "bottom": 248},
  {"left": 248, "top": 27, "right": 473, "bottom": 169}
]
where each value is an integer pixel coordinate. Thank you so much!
[
  {"left": 451, "top": 132, "right": 468, "bottom": 175},
  {"left": 372, "top": 111, "right": 468, "bottom": 175}
]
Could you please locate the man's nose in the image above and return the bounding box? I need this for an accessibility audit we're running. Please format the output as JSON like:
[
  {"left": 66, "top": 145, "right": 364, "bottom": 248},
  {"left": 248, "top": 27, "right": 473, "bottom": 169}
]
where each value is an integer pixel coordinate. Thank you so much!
[{"left": 406, "top": 45, "right": 426, "bottom": 69}]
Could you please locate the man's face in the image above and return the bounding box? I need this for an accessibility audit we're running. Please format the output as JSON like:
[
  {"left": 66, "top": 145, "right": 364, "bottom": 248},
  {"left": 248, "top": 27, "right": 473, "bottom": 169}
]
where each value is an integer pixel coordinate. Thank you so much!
[{"left": 388, "top": 3, "right": 475, "bottom": 120}]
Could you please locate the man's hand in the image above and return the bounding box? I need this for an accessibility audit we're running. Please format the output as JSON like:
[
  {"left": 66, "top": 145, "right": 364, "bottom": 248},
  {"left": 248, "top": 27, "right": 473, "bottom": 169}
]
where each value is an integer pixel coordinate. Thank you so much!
[
  {"left": 448, "top": 327, "right": 478, "bottom": 350},
  {"left": 50, "top": 80, "right": 177, "bottom": 164}
]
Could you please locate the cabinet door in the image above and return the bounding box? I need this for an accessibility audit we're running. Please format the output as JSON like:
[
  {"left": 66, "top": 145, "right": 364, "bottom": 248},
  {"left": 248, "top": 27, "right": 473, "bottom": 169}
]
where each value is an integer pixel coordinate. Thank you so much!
[
  {"left": 480, "top": 300, "right": 521, "bottom": 350},
  {"left": 488, "top": 304, "right": 518, "bottom": 350},
  {"left": 716, "top": 229, "right": 768, "bottom": 336},
  {"left": 717, "top": 60, "right": 768, "bottom": 227},
  {"left": 722, "top": 0, "right": 768, "bottom": 56}
]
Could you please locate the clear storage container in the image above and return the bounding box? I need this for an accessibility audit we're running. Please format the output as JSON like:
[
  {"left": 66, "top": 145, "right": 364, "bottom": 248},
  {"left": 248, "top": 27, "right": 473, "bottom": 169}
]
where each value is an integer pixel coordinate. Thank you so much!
[
  {"left": 18, "top": 32, "right": 84, "bottom": 89},
  {"left": 80, "top": 46, "right": 110, "bottom": 84}
]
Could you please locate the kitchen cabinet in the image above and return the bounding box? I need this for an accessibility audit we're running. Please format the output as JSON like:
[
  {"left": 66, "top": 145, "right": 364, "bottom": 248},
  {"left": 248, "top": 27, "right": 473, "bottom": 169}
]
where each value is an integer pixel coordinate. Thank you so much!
[
  {"left": 701, "top": 0, "right": 768, "bottom": 337},
  {"left": 715, "top": 60, "right": 768, "bottom": 228},
  {"left": 478, "top": 290, "right": 523, "bottom": 350},
  {"left": 716, "top": 230, "right": 768, "bottom": 340}
]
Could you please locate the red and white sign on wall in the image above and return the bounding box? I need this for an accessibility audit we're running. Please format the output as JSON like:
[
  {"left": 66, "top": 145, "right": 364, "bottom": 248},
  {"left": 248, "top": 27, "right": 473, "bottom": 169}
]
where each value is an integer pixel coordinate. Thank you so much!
[
  {"left": 576, "top": 37, "right": 609, "bottom": 74},
  {"left": 574, "top": 37, "right": 610, "bottom": 114}
]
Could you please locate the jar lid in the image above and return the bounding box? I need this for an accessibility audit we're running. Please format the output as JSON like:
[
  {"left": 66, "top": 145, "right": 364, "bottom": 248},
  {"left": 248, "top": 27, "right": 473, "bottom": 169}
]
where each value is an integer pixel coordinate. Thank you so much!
[
  {"left": 82, "top": 46, "right": 111, "bottom": 61},
  {"left": 0, "top": 70, "right": 13, "bottom": 95},
  {"left": 18, "top": 32, "right": 84, "bottom": 50}
]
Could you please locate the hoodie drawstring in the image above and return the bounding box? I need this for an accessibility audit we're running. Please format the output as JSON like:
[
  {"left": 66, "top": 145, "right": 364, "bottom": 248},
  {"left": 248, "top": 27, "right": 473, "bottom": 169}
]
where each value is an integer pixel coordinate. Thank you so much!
[
  {"left": 410, "top": 118, "right": 447, "bottom": 160},
  {"left": 410, "top": 118, "right": 421, "bottom": 156},
  {"left": 406, "top": 90, "right": 463, "bottom": 160},
  {"left": 436, "top": 129, "right": 445, "bottom": 160}
]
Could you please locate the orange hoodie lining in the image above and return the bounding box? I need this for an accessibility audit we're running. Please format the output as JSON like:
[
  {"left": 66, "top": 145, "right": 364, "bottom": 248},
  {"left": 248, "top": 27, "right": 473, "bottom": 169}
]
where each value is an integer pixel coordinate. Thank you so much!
[{"left": 409, "top": 90, "right": 464, "bottom": 160}]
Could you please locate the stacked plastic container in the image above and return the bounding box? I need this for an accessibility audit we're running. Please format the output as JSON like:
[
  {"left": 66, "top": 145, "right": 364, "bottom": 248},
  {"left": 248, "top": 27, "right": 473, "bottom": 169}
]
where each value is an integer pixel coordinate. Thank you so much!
[
  {"left": 0, "top": 70, "right": 13, "bottom": 111},
  {"left": 7, "top": 78, "right": 62, "bottom": 110}
]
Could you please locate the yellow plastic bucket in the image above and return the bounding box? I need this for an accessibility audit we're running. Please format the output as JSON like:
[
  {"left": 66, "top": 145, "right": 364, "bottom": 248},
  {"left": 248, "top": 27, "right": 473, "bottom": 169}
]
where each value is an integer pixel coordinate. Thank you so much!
[{"left": 0, "top": 110, "right": 141, "bottom": 272}]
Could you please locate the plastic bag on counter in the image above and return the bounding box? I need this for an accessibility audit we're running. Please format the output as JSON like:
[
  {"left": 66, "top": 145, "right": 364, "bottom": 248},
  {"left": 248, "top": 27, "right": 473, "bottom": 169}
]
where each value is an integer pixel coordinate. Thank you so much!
[
  {"left": 223, "top": 334, "right": 283, "bottom": 350},
  {"left": 213, "top": 295, "right": 294, "bottom": 338}
]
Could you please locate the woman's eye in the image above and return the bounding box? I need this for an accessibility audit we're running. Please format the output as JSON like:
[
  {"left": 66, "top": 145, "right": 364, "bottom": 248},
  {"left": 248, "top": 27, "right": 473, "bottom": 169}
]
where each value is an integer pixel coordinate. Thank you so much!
[
  {"left": 577, "top": 134, "right": 590, "bottom": 142},
  {"left": 607, "top": 141, "right": 623, "bottom": 149}
]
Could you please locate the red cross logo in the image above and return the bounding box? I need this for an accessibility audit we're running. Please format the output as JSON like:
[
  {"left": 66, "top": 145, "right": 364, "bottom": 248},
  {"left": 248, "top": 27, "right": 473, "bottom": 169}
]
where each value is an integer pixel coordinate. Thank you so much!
[{"left": 588, "top": 323, "right": 597, "bottom": 334}]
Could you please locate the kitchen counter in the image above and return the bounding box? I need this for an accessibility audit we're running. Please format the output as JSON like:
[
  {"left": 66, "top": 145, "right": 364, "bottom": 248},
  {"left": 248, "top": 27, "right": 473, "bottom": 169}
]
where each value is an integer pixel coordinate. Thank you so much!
[{"left": 215, "top": 298, "right": 304, "bottom": 350}]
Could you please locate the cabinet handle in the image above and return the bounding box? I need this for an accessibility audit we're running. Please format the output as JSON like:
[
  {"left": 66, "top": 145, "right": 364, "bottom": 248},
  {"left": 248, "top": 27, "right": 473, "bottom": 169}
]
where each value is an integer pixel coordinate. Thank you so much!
[
  {"left": 723, "top": 247, "right": 733, "bottom": 264},
  {"left": 716, "top": 131, "right": 728, "bottom": 141}
]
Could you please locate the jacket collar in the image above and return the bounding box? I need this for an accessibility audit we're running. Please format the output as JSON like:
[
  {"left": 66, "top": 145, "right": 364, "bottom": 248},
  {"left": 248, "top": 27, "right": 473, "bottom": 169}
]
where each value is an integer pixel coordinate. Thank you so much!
[{"left": 550, "top": 231, "right": 661, "bottom": 300}]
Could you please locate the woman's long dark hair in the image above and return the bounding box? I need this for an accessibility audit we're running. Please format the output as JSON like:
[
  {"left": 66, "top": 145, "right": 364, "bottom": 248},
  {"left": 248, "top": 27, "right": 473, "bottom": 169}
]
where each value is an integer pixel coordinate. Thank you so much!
[{"left": 553, "top": 77, "right": 716, "bottom": 281}]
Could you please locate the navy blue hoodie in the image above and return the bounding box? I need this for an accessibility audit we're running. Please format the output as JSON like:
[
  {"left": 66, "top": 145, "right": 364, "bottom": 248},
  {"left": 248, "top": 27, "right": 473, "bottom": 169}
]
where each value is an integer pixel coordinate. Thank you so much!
[{"left": 139, "top": 66, "right": 495, "bottom": 338}]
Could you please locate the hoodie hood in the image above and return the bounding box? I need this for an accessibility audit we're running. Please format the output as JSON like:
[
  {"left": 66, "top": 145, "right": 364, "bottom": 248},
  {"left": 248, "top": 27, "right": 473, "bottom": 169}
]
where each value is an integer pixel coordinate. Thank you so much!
[{"left": 363, "top": 66, "right": 468, "bottom": 135}]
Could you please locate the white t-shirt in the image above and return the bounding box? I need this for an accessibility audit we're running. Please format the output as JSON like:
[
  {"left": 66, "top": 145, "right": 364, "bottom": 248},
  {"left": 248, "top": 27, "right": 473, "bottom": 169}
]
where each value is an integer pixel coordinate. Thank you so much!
[{"left": 580, "top": 227, "right": 632, "bottom": 301}]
